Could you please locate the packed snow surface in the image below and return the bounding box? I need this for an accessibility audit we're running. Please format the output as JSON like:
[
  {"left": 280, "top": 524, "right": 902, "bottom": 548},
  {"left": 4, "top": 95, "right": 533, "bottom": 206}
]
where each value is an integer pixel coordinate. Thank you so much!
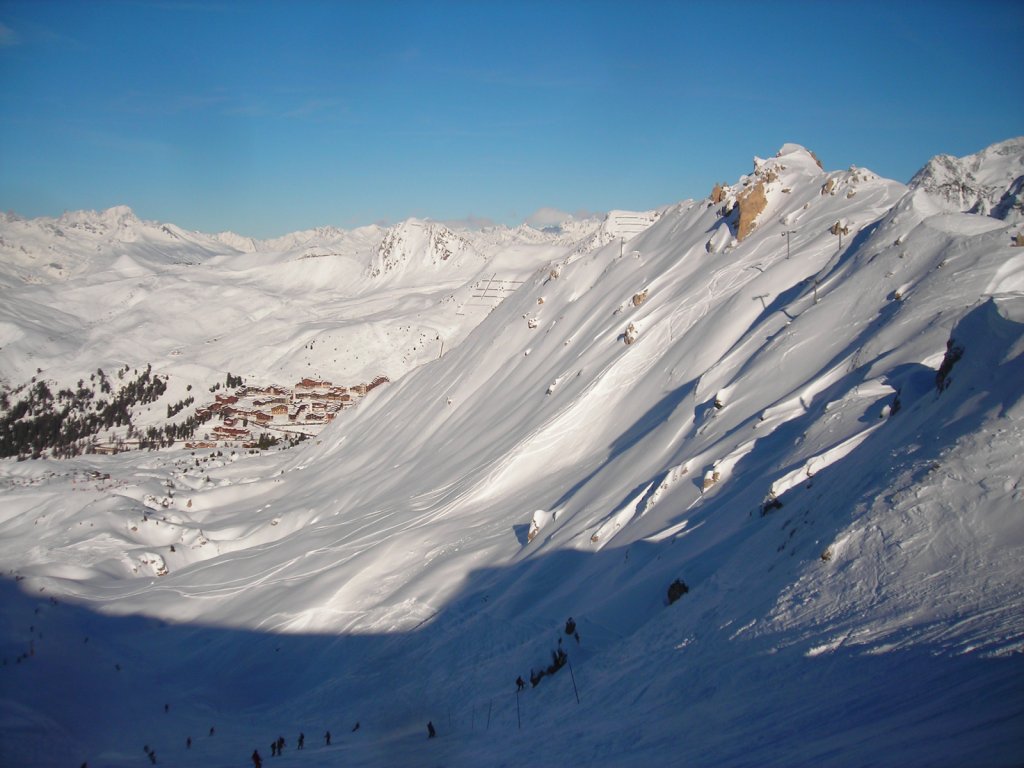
[{"left": 1, "top": 141, "right": 1023, "bottom": 767}]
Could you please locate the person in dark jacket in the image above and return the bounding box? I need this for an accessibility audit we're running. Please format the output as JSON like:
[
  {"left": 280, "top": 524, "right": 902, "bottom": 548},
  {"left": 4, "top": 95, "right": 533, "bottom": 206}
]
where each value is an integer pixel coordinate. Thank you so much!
[
  {"left": 252, "top": 749, "right": 262, "bottom": 768},
  {"left": 427, "top": 721, "right": 436, "bottom": 738}
]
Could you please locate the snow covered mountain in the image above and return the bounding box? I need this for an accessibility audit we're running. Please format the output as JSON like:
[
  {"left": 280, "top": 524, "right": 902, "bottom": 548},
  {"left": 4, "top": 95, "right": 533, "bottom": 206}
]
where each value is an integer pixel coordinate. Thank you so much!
[
  {"left": 0, "top": 205, "right": 241, "bottom": 285},
  {"left": 908, "top": 136, "right": 1024, "bottom": 224},
  {"left": 1, "top": 140, "right": 1022, "bottom": 767},
  {"left": 0, "top": 206, "right": 614, "bottom": 392},
  {"left": 365, "top": 218, "right": 486, "bottom": 281}
]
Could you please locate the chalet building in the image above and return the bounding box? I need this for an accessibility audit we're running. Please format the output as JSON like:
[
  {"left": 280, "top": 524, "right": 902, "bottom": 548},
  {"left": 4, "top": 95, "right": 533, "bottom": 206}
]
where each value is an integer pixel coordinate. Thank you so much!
[
  {"left": 212, "top": 425, "right": 250, "bottom": 439},
  {"left": 252, "top": 411, "right": 272, "bottom": 425},
  {"left": 295, "top": 378, "right": 331, "bottom": 393},
  {"left": 253, "top": 398, "right": 285, "bottom": 408},
  {"left": 249, "top": 385, "right": 287, "bottom": 397}
]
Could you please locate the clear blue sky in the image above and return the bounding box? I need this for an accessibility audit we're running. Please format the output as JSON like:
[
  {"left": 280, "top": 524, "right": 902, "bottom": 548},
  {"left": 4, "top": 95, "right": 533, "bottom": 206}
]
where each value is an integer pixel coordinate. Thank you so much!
[{"left": 1, "top": 0, "right": 1021, "bottom": 238}]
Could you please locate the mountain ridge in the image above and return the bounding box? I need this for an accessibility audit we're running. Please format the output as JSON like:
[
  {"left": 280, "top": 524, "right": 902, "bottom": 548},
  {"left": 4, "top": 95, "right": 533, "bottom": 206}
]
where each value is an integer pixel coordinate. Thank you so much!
[{"left": 0, "top": 139, "right": 1022, "bottom": 767}]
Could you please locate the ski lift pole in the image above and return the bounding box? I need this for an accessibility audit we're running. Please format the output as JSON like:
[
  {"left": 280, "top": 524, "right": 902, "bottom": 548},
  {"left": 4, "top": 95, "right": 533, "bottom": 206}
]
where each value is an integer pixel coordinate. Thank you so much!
[
  {"left": 567, "top": 656, "right": 580, "bottom": 704},
  {"left": 781, "top": 229, "right": 795, "bottom": 259}
]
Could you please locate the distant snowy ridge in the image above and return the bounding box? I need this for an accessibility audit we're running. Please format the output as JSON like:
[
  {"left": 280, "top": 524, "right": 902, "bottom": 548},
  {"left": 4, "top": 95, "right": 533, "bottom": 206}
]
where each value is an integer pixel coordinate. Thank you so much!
[
  {"left": 572, "top": 209, "right": 663, "bottom": 254},
  {"left": 909, "top": 136, "right": 1024, "bottom": 224},
  {"left": 212, "top": 230, "right": 259, "bottom": 252},
  {"left": 0, "top": 204, "right": 244, "bottom": 285},
  {"left": 366, "top": 218, "right": 485, "bottom": 281}
]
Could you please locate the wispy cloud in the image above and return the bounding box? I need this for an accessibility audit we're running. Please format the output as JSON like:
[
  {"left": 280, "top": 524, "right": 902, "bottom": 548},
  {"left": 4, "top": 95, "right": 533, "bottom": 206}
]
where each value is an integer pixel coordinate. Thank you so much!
[
  {"left": 109, "top": 89, "right": 234, "bottom": 117},
  {"left": 128, "top": 1, "right": 233, "bottom": 11},
  {"left": 435, "top": 62, "right": 598, "bottom": 93},
  {"left": 282, "top": 97, "right": 350, "bottom": 122},
  {"left": 110, "top": 88, "right": 355, "bottom": 124},
  {"left": 525, "top": 207, "right": 574, "bottom": 228},
  {"left": 395, "top": 47, "right": 420, "bottom": 63},
  {"left": 442, "top": 214, "right": 496, "bottom": 231},
  {"left": 0, "top": 21, "right": 18, "bottom": 47}
]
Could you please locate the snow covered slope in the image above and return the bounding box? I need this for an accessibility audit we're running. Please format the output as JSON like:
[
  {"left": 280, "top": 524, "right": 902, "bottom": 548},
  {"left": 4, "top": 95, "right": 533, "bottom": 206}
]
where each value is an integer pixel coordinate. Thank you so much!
[{"left": 1, "top": 141, "right": 1022, "bottom": 768}]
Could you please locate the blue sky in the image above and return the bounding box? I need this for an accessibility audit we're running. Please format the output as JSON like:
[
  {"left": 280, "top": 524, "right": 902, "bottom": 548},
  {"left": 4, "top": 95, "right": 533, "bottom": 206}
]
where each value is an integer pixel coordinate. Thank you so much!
[{"left": 1, "top": 0, "right": 1021, "bottom": 238}]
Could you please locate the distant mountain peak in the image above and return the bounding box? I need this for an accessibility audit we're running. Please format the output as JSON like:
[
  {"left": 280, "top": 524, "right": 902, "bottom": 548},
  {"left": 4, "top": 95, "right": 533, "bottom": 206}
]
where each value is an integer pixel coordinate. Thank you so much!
[
  {"left": 56, "top": 204, "right": 140, "bottom": 235},
  {"left": 909, "top": 137, "right": 1024, "bottom": 223},
  {"left": 367, "top": 218, "right": 483, "bottom": 279}
]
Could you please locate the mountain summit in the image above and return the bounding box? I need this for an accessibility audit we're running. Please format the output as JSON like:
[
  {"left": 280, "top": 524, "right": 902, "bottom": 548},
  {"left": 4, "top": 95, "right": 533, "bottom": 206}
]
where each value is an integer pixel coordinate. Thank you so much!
[{"left": 909, "top": 136, "right": 1024, "bottom": 223}]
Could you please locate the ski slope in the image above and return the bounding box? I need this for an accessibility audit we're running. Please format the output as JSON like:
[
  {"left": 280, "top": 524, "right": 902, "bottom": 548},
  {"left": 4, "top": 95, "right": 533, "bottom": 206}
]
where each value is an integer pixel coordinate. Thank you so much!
[{"left": 1, "top": 141, "right": 1022, "bottom": 767}]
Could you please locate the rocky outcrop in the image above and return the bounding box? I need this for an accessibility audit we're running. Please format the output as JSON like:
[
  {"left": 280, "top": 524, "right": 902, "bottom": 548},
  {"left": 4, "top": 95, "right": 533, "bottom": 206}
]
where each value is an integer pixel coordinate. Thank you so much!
[
  {"left": 623, "top": 322, "right": 638, "bottom": 345},
  {"left": 736, "top": 181, "right": 767, "bottom": 241}
]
